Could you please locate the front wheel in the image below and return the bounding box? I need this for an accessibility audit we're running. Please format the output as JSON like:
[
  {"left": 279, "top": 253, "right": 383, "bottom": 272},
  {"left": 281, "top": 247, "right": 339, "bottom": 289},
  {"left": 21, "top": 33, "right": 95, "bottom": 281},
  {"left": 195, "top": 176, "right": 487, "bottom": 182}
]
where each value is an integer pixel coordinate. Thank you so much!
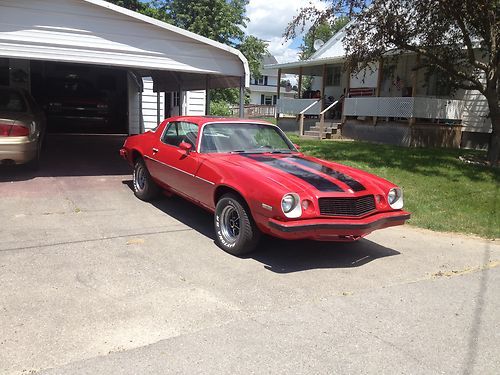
[
  {"left": 133, "top": 158, "right": 160, "bottom": 201},
  {"left": 214, "top": 194, "right": 261, "bottom": 256}
]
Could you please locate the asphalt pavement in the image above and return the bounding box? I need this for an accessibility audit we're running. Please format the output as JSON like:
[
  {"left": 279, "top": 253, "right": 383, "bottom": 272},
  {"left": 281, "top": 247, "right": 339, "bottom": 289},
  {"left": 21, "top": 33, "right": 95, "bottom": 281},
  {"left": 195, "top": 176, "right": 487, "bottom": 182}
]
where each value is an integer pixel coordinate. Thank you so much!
[{"left": 0, "top": 135, "right": 498, "bottom": 374}]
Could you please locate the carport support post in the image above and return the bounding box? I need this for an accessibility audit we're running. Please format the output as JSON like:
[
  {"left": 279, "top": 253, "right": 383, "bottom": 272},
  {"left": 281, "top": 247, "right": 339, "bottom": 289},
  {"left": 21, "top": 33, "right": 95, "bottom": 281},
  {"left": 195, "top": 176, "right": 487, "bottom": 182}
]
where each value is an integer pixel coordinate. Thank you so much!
[
  {"left": 156, "top": 91, "right": 161, "bottom": 125},
  {"left": 205, "top": 75, "right": 211, "bottom": 115},
  {"left": 239, "top": 77, "right": 245, "bottom": 118}
]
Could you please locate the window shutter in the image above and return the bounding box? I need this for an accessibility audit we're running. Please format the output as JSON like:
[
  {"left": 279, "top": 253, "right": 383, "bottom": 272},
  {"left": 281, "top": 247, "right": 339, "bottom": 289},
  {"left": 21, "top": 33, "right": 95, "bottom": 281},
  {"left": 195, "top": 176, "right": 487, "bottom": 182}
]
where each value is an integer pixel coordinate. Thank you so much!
[
  {"left": 264, "top": 76, "right": 268, "bottom": 86},
  {"left": 273, "top": 95, "right": 277, "bottom": 105},
  {"left": 260, "top": 94, "right": 264, "bottom": 105}
]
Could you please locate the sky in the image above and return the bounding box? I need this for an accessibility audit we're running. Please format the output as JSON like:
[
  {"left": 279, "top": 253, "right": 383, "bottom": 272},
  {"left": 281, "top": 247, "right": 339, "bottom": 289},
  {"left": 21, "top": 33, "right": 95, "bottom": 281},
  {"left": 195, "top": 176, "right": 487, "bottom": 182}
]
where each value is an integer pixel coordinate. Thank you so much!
[{"left": 245, "top": 0, "right": 327, "bottom": 64}]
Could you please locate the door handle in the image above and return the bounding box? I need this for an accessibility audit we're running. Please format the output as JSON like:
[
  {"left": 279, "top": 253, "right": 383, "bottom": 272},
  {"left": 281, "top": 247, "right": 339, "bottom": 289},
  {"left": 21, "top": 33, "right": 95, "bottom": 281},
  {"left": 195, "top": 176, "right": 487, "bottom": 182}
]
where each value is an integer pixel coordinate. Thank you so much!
[{"left": 152, "top": 148, "right": 159, "bottom": 154}]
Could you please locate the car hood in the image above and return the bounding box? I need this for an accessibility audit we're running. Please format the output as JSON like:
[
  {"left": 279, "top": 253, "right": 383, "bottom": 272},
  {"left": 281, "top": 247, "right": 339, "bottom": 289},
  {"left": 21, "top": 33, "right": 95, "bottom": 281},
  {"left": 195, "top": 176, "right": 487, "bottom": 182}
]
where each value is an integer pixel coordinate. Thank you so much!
[{"left": 215, "top": 153, "right": 389, "bottom": 195}]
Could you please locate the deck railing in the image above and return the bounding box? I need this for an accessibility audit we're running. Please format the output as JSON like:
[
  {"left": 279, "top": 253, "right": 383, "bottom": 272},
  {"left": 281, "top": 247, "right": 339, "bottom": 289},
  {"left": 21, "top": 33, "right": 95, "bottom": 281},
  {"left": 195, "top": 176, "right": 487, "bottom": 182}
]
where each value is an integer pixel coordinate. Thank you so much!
[{"left": 343, "top": 97, "right": 465, "bottom": 120}]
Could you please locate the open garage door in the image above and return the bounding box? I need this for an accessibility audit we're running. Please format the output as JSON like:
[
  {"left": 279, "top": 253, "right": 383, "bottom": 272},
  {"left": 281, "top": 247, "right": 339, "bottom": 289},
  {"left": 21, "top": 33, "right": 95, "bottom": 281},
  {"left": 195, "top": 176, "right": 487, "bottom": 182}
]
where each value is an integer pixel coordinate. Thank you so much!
[{"left": 30, "top": 61, "right": 129, "bottom": 135}]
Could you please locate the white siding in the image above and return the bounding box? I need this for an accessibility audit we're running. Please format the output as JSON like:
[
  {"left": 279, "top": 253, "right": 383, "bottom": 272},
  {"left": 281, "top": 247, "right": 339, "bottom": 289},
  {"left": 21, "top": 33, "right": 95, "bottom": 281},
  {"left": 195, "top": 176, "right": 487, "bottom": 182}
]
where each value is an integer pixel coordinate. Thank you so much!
[
  {"left": 127, "top": 73, "right": 141, "bottom": 134},
  {"left": 460, "top": 89, "right": 491, "bottom": 133},
  {"left": 186, "top": 90, "right": 206, "bottom": 116},
  {"left": 142, "top": 77, "right": 165, "bottom": 131}
]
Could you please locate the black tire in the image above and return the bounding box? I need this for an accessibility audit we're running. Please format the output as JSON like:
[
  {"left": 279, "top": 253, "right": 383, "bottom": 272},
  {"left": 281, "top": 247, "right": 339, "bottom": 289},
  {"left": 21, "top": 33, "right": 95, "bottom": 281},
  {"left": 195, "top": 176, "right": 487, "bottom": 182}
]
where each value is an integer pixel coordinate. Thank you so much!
[
  {"left": 133, "top": 158, "right": 160, "bottom": 201},
  {"left": 214, "top": 193, "right": 261, "bottom": 256},
  {"left": 27, "top": 139, "right": 42, "bottom": 171}
]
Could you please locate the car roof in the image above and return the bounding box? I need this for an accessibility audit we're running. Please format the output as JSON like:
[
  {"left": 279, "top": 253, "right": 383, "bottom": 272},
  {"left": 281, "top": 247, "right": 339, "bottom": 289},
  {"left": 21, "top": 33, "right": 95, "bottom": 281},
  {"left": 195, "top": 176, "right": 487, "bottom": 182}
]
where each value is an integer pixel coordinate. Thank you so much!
[{"left": 164, "top": 116, "right": 276, "bottom": 128}]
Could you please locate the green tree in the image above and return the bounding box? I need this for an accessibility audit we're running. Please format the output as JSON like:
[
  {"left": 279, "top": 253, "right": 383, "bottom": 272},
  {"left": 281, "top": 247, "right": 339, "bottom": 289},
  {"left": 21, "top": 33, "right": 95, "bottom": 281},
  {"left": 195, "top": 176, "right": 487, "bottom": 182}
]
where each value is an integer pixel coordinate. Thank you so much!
[
  {"left": 238, "top": 35, "right": 269, "bottom": 79},
  {"left": 150, "top": 0, "right": 248, "bottom": 46},
  {"left": 106, "top": 0, "right": 267, "bottom": 110},
  {"left": 286, "top": 0, "right": 500, "bottom": 165}
]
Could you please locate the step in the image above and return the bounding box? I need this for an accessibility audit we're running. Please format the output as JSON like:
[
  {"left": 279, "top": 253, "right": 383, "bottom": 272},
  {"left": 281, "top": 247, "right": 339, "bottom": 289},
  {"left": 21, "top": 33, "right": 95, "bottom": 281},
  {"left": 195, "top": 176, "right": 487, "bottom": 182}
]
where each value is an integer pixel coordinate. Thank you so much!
[
  {"left": 310, "top": 126, "right": 338, "bottom": 132},
  {"left": 314, "top": 122, "right": 341, "bottom": 129}
]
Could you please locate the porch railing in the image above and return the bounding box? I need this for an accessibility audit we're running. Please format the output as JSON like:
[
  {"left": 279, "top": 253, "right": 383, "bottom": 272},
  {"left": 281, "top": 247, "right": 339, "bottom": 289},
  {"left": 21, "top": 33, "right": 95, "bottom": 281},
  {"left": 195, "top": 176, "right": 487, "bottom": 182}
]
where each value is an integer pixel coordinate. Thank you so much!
[
  {"left": 343, "top": 97, "right": 465, "bottom": 120},
  {"left": 230, "top": 105, "right": 276, "bottom": 118},
  {"left": 276, "top": 98, "right": 321, "bottom": 116}
]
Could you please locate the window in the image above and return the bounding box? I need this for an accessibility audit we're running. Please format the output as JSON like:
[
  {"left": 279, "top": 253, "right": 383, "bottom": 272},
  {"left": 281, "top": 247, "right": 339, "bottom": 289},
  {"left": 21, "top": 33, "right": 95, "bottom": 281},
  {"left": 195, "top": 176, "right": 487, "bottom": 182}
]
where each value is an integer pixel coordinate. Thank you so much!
[
  {"left": 200, "top": 123, "right": 293, "bottom": 153},
  {"left": 161, "top": 121, "right": 199, "bottom": 148},
  {"left": 173, "top": 91, "right": 180, "bottom": 107},
  {"left": 253, "top": 76, "right": 265, "bottom": 85},
  {"left": 264, "top": 95, "right": 273, "bottom": 105},
  {"left": 327, "top": 67, "right": 341, "bottom": 86}
]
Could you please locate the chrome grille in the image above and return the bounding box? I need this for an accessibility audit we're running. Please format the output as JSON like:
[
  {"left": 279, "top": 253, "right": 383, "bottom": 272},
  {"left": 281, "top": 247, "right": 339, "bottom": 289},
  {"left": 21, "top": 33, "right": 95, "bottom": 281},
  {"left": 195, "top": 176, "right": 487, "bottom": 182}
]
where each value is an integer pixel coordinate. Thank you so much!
[{"left": 318, "top": 195, "right": 376, "bottom": 217}]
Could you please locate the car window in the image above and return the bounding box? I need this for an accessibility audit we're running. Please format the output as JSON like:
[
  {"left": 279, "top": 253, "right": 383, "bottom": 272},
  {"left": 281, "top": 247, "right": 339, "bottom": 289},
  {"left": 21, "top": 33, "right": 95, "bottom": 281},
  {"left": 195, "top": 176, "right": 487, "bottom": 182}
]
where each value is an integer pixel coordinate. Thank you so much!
[
  {"left": 161, "top": 121, "right": 199, "bottom": 148},
  {"left": 200, "top": 123, "right": 294, "bottom": 153},
  {"left": 0, "top": 88, "right": 27, "bottom": 112}
]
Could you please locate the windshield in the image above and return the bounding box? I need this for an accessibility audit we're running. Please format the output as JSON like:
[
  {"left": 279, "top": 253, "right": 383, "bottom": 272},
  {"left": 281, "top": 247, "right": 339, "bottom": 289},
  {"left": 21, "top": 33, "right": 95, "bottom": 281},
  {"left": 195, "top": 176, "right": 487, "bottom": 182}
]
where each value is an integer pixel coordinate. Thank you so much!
[{"left": 200, "top": 123, "right": 296, "bottom": 154}]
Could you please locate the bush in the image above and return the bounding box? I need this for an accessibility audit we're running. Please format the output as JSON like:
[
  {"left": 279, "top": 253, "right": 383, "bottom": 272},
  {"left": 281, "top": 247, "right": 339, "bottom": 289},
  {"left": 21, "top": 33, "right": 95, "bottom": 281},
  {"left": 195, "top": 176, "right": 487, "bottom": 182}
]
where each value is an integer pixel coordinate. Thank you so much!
[{"left": 209, "top": 101, "right": 231, "bottom": 116}]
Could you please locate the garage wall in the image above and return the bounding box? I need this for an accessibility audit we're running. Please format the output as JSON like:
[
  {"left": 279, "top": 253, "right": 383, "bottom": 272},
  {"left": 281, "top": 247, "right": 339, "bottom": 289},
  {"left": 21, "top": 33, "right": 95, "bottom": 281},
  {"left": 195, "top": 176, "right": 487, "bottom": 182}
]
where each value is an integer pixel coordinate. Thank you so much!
[
  {"left": 186, "top": 91, "right": 206, "bottom": 116},
  {"left": 142, "top": 77, "right": 165, "bottom": 131}
]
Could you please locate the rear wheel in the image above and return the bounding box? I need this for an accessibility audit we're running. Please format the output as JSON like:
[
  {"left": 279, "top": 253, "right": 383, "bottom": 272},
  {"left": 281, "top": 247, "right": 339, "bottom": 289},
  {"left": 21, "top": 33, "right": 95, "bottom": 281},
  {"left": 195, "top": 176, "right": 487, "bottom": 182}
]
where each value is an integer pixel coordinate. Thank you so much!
[
  {"left": 214, "top": 193, "right": 261, "bottom": 256},
  {"left": 27, "top": 139, "right": 43, "bottom": 171},
  {"left": 133, "top": 158, "right": 160, "bottom": 201}
]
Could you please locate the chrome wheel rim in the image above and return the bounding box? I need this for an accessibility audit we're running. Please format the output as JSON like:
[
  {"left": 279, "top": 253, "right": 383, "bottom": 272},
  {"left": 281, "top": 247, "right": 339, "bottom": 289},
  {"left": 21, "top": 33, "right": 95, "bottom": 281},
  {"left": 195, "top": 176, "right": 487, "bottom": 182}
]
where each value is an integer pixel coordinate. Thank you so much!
[
  {"left": 220, "top": 205, "right": 240, "bottom": 243},
  {"left": 134, "top": 164, "right": 146, "bottom": 192}
]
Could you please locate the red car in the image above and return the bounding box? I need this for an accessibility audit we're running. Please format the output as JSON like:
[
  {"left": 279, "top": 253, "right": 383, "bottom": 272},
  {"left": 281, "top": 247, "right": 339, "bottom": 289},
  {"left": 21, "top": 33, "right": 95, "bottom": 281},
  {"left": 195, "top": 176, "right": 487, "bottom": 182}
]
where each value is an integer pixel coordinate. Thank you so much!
[{"left": 120, "top": 116, "right": 410, "bottom": 255}]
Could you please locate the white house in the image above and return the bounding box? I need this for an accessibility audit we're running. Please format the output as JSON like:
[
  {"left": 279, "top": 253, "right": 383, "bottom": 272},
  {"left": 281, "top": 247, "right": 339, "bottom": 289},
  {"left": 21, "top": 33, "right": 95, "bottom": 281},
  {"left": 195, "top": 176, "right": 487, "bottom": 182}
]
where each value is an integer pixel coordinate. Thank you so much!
[
  {"left": 248, "top": 55, "right": 296, "bottom": 106},
  {"left": 268, "top": 22, "right": 491, "bottom": 149},
  {"left": 0, "top": 0, "right": 249, "bottom": 138}
]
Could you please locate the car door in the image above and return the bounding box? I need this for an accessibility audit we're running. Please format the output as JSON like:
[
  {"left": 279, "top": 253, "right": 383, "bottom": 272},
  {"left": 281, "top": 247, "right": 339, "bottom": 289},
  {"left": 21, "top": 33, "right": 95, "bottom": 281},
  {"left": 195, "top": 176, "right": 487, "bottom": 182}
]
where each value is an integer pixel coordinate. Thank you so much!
[{"left": 148, "top": 121, "right": 202, "bottom": 199}]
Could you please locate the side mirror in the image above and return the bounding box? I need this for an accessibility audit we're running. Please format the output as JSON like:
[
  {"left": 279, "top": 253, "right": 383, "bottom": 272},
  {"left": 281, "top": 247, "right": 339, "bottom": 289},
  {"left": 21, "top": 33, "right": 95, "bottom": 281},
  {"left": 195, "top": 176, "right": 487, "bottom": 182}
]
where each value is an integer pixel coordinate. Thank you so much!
[
  {"left": 179, "top": 141, "right": 193, "bottom": 153},
  {"left": 294, "top": 144, "right": 301, "bottom": 150}
]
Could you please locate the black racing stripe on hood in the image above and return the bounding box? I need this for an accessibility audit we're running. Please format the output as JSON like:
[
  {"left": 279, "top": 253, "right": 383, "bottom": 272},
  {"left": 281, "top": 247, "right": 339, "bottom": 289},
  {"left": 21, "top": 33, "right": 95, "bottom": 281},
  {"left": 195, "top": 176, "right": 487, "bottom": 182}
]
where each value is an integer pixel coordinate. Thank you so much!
[
  {"left": 244, "top": 155, "right": 343, "bottom": 192},
  {"left": 289, "top": 156, "right": 366, "bottom": 192}
]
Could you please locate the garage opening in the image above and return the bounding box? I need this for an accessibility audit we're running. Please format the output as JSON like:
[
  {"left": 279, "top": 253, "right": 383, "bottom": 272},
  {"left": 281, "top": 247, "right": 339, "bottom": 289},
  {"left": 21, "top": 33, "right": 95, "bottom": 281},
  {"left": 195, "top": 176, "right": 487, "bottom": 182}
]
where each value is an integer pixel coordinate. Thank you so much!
[{"left": 31, "top": 61, "right": 128, "bottom": 135}]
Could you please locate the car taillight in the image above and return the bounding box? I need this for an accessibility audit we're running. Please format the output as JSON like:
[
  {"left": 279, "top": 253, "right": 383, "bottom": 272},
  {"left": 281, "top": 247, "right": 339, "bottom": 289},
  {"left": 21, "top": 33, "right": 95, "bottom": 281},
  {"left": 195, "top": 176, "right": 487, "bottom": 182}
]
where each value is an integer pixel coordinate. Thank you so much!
[{"left": 0, "top": 123, "right": 30, "bottom": 137}]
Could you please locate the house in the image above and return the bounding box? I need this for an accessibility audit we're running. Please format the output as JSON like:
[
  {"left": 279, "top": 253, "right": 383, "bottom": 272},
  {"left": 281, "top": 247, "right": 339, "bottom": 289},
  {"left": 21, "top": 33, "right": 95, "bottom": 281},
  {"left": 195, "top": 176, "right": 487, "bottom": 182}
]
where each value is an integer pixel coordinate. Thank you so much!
[
  {"left": 248, "top": 55, "right": 296, "bottom": 106},
  {"left": 267, "top": 22, "right": 491, "bottom": 149},
  {"left": 0, "top": 0, "right": 249, "bottom": 138}
]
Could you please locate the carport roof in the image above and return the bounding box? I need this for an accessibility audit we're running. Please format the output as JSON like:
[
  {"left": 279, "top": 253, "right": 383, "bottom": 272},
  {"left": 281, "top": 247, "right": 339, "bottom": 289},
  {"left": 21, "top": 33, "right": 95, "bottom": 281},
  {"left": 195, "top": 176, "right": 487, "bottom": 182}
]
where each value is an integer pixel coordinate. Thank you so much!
[{"left": 0, "top": 0, "right": 249, "bottom": 90}]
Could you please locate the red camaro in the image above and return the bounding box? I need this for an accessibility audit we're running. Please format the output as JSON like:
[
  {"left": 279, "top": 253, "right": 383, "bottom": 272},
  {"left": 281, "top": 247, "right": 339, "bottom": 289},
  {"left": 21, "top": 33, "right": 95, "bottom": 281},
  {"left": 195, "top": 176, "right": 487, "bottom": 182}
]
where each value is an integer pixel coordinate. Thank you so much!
[{"left": 120, "top": 116, "right": 410, "bottom": 255}]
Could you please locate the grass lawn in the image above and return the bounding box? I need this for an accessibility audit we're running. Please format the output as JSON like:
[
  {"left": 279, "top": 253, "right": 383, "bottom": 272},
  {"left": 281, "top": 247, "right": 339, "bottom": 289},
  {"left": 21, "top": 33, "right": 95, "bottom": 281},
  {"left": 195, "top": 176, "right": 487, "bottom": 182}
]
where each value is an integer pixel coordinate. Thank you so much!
[{"left": 288, "top": 135, "right": 500, "bottom": 239}]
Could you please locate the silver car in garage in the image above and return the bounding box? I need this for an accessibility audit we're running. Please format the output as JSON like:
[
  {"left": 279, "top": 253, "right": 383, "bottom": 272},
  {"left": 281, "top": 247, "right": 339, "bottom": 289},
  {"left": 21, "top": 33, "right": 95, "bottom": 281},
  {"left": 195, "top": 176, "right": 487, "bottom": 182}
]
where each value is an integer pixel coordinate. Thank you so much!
[{"left": 0, "top": 86, "right": 46, "bottom": 168}]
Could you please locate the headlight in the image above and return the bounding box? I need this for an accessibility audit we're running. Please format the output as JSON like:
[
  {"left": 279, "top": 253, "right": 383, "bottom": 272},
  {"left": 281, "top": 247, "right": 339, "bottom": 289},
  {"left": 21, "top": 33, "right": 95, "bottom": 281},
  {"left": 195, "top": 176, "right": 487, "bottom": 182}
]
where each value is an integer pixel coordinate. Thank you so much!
[
  {"left": 282, "top": 194, "right": 295, "bottom": 213},
  {"left": 281, "top": 193, "right": 302, "bottom": 218},
  {"left": 388, "top": 188, "right": 403, "bottom": 209}
]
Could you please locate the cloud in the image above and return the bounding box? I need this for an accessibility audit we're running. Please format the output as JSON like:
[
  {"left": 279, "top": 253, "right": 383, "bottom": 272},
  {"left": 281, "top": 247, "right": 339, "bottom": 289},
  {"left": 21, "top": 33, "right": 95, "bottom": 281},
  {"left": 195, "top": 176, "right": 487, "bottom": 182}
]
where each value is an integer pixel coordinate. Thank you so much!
[{"left": 245, "top": 0, "right": 326, "bottom": 63}]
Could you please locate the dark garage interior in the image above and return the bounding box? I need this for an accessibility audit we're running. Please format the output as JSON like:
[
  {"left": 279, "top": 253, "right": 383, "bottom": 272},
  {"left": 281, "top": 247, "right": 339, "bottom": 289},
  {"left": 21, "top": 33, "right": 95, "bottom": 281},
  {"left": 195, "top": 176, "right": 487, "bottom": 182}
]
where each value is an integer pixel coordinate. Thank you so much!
[{"left": 30, "top": 61, "right": 129, "bottom": 135}]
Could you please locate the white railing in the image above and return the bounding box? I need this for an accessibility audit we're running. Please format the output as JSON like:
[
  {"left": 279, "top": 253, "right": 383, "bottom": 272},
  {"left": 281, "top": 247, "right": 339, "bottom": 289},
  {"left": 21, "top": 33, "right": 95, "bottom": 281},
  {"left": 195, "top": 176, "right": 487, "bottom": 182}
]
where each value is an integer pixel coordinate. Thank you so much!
[
  {"left": 344, "top": 97, "right": 465, "bottom": 120},
  {"left": 277, "top": 98, "right": 321, "bottom": 116}
]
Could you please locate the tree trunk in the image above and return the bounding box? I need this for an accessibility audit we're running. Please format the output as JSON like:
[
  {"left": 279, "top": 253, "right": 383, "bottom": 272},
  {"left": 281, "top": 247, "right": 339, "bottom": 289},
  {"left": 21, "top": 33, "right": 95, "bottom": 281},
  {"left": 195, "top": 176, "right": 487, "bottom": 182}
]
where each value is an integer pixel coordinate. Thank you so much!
[{"left": 485, "top": 87, "right": 500, "bottom": 166}]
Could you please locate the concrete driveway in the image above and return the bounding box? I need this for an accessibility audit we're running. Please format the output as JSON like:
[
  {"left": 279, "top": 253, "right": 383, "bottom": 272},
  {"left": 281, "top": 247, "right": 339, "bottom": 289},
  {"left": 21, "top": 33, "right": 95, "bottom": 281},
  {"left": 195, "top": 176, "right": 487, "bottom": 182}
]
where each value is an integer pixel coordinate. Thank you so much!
[{"left": 0, "top": 135, "right": 499, "bottom": 374}]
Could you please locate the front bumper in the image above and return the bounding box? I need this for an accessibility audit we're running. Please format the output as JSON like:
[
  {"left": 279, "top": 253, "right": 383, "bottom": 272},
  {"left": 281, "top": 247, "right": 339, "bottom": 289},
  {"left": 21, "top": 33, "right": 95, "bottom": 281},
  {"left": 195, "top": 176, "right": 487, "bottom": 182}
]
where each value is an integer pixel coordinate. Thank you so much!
[
  {"left": 266, "top": 210, "right": 411, "bottom": 241},
  {"left": 0, "top": 137, "right": 38, "bottom": 165}
]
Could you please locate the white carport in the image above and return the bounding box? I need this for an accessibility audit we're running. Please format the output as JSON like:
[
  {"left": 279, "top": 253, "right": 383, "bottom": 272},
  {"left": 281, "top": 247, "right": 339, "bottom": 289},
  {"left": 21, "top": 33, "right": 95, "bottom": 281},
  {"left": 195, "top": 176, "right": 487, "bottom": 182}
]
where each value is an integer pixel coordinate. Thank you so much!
[{"left": 0, "top": 0, "right": 249, "bottom": 133}]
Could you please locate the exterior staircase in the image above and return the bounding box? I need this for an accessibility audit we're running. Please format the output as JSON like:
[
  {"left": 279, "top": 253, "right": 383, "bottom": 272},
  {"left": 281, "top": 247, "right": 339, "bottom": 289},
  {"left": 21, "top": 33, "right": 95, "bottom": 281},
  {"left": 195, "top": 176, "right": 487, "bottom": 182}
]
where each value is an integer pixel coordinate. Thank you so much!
[{"left": 302, "top": 121, "right": 342, "bottom": 139}]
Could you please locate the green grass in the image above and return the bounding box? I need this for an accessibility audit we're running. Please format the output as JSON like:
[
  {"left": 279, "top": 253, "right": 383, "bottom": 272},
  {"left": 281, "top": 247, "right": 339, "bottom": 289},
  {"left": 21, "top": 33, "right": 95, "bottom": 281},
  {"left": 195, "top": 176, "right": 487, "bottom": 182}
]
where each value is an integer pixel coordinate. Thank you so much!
[{"left": 288, "top": 135, "right": 500, "bottom": 239}]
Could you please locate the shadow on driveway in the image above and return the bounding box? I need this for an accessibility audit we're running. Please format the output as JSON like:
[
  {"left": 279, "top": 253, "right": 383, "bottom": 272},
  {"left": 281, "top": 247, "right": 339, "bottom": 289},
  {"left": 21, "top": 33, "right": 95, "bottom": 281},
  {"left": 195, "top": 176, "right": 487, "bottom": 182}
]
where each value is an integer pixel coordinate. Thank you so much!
[
  {"left": 123, "top": 181, "right": 401, "bottom": 274},
  {"left": 0, "top": 134, "right": 129, "bottom": 182}
]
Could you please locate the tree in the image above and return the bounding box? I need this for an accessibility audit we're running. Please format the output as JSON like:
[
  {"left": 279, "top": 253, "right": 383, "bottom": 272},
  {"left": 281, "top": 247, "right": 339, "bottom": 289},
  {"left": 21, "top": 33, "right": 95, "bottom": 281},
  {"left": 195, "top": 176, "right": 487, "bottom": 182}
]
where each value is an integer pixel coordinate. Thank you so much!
[
  {"left": 286, "top": 0, "right": 500, "bottom": 165},
  {"left": 298, "top": 18, "right": 349, "bottom": 61},
  {"left": 149, "top": 0, "right": 248, "bottom": 46},
  {"left": 105, "top": 1, "right": 268, "bottom": 111},
  {"left": 238, "top": 35, "right": 269, "bottom": 79}
]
